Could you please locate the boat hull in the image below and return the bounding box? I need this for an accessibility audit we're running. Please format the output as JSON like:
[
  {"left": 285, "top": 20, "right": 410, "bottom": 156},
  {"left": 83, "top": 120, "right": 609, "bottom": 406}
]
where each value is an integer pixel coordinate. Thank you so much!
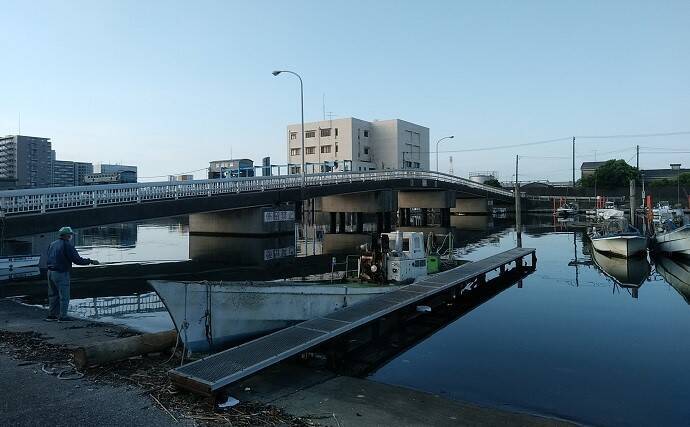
[
  {"left": 149, "top": 280, "right": 400, "bottom": 353},
  {"left": 590, "top": 235, "right": 647, "bottom": 258},
  {"left": 0, "top": 255, "right": 40, "bottom": 270},
  {"left": 654, "top": 225, "right": 690, "bottom": 257}
]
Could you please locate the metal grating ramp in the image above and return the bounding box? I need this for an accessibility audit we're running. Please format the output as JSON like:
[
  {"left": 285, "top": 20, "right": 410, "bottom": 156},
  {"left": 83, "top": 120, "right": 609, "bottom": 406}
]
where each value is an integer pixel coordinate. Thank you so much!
[{"left": 170, "top": 247, "right": 535, "bottom": 394}]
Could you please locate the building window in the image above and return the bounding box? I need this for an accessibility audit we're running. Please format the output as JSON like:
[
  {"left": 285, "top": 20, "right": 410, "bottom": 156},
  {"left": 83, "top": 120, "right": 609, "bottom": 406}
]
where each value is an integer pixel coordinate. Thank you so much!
[
  {"left": 335, "top": 128, "right": 339, "bottom": 137},
  {"left": 305, "top": 146, "right": 316, "bottom": 155},
  {"left": 290, "top": 132, "right": 297, "bottom": 140},
  {"left": 320, "top": 128, "right": 331, "bottom": 137},
  {"left": 305, "top": 130, "right": 316, "bottom": 138},
  {"left": 290, "top": 148, "right": 300, "bottom": 156},
  {"left": 290, "top": 166, "right": 301, "bottom": 174},
  {"left": 405, "top": 161, "right": 412, "bottom": 168},
  {"left": 321, "top": 145, "right": 332, "bottom": 154},
  {"left": 363, "top": 130, "right": 369, "bottom": 137},
  {"left": 413, "top": 162, "right": 420, "bottom": 168},
  {"left": 335, "top": 144, "right": 339, "bottom": 153},
  {"left": 363, "top": 147, "right": 369, "bottom": 155}
]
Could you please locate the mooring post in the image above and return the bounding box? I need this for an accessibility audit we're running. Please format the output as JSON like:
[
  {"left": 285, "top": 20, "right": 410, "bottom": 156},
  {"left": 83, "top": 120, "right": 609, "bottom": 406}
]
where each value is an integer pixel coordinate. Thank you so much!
[
  {"left": 515, "top": 155, "right": 522, "bottom": 247},
  {"left": 629, "top": 179, "right": 636, "bottom": 228}
]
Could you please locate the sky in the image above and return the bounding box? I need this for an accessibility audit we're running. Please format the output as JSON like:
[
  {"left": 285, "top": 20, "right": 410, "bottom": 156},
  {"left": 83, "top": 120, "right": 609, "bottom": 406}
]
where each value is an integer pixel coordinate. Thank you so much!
[{"left": 1, "top": 0, "right": 689, "bottom": 182}]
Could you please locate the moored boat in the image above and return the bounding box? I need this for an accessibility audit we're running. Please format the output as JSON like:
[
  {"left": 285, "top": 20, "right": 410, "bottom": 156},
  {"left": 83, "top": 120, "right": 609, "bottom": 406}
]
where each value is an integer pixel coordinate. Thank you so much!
[
  {"left": 149, "top": 280, "right": 402, "bottom": 352},
  {"left": 653, "top": 224, "right": 690, "bottom": 257},
  {"left": 150, "top": 231, "right": 454, "bottom": 353},
  {"left": 0, "top": 255, "right": 41, "bottom": 270},
  {"left": 556, "top": 202, "right": 578, "bottom": 217},
  {"left": 588, "top": 220, "right": 647, "bottom": 258}
]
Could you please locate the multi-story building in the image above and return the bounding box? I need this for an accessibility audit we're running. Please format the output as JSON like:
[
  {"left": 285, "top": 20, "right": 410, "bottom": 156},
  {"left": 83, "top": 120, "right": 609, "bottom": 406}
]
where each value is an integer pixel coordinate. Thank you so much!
[
  {"left": 169, "top": 174, "right": 194, "bottom": 182},
  {"left": 52, "top": 160, "right": 94, "bottom": 187},
  {"left": 0, "top": 135, "right": 53, "bottom": 189},
  {"left": 94, "top": 163, "right": 138, "bottom": 182},
  {"left": 286, "top": 118, "right": 429, "bottom": 174},
  {"left": 208, "top": 159, "right": 255, "bottom": 179}
]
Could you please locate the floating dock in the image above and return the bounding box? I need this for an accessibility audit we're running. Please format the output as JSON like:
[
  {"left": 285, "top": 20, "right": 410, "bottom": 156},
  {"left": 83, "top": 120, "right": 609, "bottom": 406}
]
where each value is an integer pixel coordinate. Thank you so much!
[{"left": 170, "top": 247, "right": 537, "bottom": 396}]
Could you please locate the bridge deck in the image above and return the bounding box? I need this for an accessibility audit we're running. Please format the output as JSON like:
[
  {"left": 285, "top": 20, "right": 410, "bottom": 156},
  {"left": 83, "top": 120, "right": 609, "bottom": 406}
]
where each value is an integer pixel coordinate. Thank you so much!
[{"left": 169, "top": 247, "right": 536, "bottom": 395}]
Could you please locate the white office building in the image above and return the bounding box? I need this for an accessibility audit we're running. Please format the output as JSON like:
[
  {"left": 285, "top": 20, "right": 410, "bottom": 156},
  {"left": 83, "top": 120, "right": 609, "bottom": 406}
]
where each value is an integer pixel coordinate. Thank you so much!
[{"left": 286, "top": 118, "right": 429, "bottom": 174}]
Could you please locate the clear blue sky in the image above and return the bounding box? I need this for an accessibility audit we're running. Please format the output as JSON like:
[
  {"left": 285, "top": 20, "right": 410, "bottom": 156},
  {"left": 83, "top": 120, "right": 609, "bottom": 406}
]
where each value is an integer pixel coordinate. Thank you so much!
[{"left": 1, "top": 0, "right": 688, "bottom": 181}]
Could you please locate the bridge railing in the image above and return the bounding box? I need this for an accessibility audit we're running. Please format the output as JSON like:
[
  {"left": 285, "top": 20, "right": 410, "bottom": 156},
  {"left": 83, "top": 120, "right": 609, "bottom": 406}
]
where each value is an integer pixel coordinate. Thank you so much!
[{"left": 0, "top": 170, "right": 512, "bottom": 216}]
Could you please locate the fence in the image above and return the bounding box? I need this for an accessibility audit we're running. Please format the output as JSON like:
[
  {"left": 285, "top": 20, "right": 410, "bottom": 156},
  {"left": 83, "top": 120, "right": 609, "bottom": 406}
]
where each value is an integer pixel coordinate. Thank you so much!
[{"left": 0, "top": 170, "right": 513, "bottom": 216}]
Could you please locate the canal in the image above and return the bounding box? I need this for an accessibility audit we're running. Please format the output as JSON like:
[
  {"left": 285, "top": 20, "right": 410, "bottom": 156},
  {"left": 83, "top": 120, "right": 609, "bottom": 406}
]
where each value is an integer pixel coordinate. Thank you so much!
[{"left": 2, "top": 216, "right": 690, "bottom": 426}]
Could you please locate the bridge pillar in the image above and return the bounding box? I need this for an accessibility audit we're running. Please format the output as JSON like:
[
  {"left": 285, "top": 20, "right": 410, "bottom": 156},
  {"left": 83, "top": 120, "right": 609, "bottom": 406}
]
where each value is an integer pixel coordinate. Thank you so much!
[
  {"left": 397, "top": 190, "right": 456, "bottom": 209},
  {"left": 321, "top": 190, "right": 394, "bottom": 234},
  {"left": 397, "top": 190, "right": 454, "bottom": 228},
  {"left": 189, "top": 205, "right": 295, "bottom": 236},
  {"left": 452, "top": 198, "right": 492, "bottom": 215}
]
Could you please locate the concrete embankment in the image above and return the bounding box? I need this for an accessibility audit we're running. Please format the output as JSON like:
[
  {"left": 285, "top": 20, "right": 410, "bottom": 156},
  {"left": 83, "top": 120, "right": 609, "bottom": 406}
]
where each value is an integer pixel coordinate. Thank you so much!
[{"left": 0, "top": 299, "right": 576, "bottom": 426}]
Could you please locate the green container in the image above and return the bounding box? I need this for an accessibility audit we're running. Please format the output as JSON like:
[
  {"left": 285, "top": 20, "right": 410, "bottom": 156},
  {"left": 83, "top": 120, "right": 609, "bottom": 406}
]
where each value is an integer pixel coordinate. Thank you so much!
[{"left": 427, "top": 255, "right": 440, "bottom": 274}]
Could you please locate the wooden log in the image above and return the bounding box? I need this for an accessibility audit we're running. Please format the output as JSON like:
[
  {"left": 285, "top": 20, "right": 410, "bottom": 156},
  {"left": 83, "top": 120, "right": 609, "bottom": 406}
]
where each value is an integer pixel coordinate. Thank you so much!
[{"left": 72, "top": 329, "right": 177, "bottom": 368}]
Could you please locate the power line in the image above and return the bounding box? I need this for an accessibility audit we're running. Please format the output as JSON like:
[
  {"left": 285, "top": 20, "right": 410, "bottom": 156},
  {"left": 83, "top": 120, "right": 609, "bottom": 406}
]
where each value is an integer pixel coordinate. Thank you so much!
[
  {"left": 575, "top": 131, "right": 690, "bottom": 139},
  {"left": 139, "top": 167, "right": 208, "bottom": 179},
  {"left": 435, "top": 130, "right": 690, "bottom": 155}
]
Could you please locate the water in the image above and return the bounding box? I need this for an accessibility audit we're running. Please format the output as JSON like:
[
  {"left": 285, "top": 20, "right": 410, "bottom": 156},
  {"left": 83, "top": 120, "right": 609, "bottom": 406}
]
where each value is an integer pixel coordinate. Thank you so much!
[
  {"left": 3, "top": 216, "right": 690, "bottom": 425},
  {"left": 370, "top": 230, "right": 690, "bottom": 426}
]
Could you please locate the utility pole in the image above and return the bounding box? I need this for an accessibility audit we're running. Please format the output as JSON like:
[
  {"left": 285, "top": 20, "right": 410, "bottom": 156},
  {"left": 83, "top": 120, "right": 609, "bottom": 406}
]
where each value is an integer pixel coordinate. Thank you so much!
[
  {"left": 572, "top": 136, "right": 576, "bottom": 186},
  {"left": 515, "top": 155, "right": 522, "bottom": 247},
  {"left": 636, "top": 145, "right": 639, "bottom": 170}
]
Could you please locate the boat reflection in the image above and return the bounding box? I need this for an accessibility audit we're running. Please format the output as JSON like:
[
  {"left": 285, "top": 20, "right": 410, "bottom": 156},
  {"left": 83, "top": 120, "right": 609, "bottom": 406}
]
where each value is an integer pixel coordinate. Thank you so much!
[
  {"left": 591, "top": 247, "right": 651, "bottom": 298},
  {"left": 654, "top": 255, "right": 690, "bottom": 305}
]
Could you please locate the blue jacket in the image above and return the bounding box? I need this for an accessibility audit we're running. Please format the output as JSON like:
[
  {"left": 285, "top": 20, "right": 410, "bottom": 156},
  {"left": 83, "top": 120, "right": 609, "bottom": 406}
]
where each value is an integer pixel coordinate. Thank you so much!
[{"left": 46, "top": 239, "right": 91, "bottom": 272}]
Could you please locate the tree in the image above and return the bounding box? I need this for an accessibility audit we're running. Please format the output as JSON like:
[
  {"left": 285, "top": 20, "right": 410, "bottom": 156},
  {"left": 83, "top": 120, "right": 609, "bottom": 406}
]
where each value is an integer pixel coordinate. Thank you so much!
[
  {"left": 579, "top": 159, "right": 639, "bottom": 188},
  {"left": 680, "top": 172, "right": 690, "bottom": 186},
  {"left": 484, "top": 178, "right": 503, "bottom": 188}
]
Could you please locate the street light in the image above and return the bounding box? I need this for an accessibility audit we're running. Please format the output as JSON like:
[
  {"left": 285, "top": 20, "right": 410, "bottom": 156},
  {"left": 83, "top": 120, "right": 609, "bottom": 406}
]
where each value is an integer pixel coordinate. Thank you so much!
[
  {"left": 435, "top": 135, "right": 454, "bottom": 172},
  {"left": 273, "top": 70, "right": 305, "bottom": 186},
  {"left": 671, "top": 163, "right": 681, "bottom": 206}
]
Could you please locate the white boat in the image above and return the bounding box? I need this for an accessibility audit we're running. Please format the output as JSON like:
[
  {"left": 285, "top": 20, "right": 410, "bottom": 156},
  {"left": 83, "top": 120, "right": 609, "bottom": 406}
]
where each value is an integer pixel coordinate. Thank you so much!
[
  {"left": 150, "top": 231, "right": 436, "bottom": 353},
  {"left": 590, "top": 235, "right": 647, "bottom": 258},
  {"left": 149, "top": 280, "right": 402, "bottom": 352},
  {"left": 653, "top": 225, "right": 690, "bottom": 257},
  {"left": 0, "top": 255, "right": 41, "bottom": 270},
  {"left": 587, "top": 201, "right": 624, "bottom": 220},
  {"left": 589, "top": 221, "right": 646, "bottom": 258},
  {"left": 556, "top": 203, "right": 578, "bottom": 217}
]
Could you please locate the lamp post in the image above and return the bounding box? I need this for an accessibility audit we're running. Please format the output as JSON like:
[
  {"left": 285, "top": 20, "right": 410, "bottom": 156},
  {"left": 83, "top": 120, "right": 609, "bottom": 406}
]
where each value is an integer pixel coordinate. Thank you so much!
[
  {"left": 435, "top": 135, "right": 454, "bottom": 172},
  {"left": 273, "top": 70, "right": 305, "bottom": 187},
  {"left": 671, "top": 163, "right": 681, "bottom": 206}
]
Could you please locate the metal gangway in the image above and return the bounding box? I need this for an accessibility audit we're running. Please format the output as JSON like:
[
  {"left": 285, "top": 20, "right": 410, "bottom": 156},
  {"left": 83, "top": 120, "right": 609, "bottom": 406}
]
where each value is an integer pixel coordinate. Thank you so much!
[{"left": 169, "top": 247, "right": 536, "bottom": 396}]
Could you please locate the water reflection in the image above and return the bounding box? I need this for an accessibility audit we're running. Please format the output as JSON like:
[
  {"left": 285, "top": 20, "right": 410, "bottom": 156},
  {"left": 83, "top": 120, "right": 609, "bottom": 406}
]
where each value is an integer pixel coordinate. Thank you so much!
[
  {"left": 654, "top": 255, "right": 690, "bottom": 304},
  {"left": 67, "top": 292, "right": 173, "bottom": 333},
  {"left": 591, "top": 249, "right": 651, "bottom": 298}
]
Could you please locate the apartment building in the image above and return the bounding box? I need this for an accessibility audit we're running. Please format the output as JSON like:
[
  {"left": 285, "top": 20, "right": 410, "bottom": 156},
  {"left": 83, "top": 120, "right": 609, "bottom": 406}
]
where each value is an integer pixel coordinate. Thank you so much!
[
  {"left": 0, "top": 135, "right": 53, "bottom": 189},
  {"left": 286, "top": 118, "right": 429, "bottom": 174},
  {"left": 53, "top": 160, "right": 94, "bottom": 187}
]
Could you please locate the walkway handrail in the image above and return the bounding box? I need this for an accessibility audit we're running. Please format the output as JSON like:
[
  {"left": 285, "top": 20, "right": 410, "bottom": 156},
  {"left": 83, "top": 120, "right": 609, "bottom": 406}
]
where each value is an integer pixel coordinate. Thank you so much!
[{"left": 0, "top": 170, "right": 513, "bottom": 216}]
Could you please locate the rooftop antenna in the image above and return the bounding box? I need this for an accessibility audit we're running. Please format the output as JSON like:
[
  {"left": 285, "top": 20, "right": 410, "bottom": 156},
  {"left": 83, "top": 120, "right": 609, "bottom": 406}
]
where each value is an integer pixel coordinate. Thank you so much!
[{"left": 326, "top": 111, "right": 336, "bottom": 120}]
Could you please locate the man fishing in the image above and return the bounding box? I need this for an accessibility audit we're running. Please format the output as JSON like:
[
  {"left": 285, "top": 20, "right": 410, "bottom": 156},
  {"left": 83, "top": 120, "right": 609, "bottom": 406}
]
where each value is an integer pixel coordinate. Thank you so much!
[{"left": 45, "top": 227, "right": 99, "bottom": 322}]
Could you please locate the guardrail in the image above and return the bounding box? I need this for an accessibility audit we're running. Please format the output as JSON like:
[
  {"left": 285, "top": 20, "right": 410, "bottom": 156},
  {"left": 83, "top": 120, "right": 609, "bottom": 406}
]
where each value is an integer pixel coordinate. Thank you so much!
[{"left": 0, "top": 169, "right": 513, "bottom": 216}]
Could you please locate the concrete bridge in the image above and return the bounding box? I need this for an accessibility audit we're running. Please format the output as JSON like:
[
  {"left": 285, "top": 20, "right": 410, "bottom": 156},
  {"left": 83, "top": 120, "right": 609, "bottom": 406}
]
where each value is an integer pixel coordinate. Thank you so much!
[{"left": 0, "top": 170, "right": 515, "bottom": 237}]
